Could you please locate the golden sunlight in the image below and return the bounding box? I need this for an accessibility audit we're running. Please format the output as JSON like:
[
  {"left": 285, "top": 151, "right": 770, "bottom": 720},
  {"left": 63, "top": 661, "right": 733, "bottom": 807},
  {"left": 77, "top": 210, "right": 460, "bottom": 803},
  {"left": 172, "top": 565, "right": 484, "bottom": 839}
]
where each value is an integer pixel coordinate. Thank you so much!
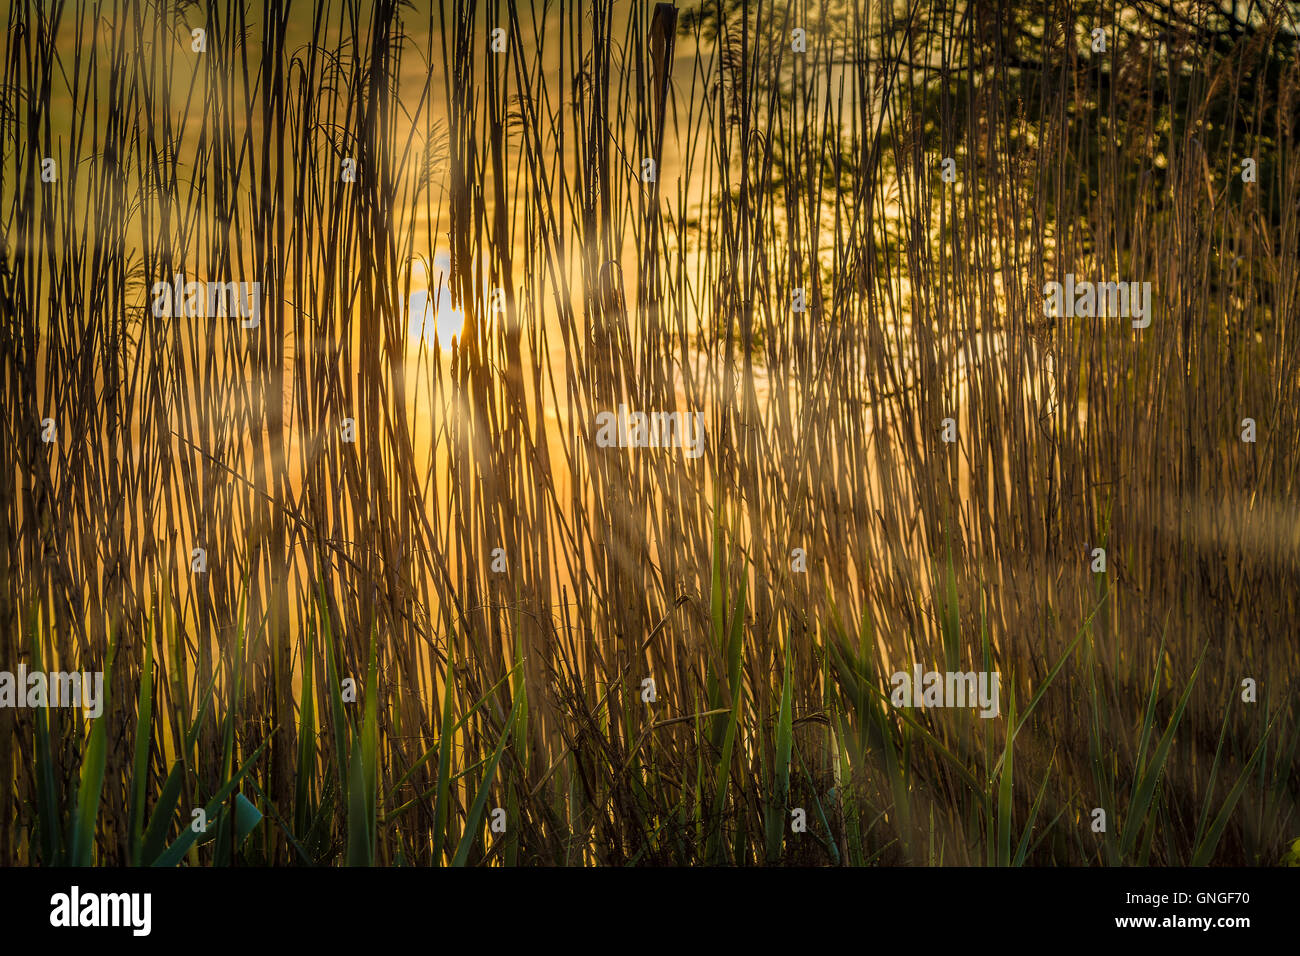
[
  {"left": 407, "top": 250, "right": 464, "bottom": 350},
  {"left": 406, "top": 286, "right": 465, "bottom": 350}
]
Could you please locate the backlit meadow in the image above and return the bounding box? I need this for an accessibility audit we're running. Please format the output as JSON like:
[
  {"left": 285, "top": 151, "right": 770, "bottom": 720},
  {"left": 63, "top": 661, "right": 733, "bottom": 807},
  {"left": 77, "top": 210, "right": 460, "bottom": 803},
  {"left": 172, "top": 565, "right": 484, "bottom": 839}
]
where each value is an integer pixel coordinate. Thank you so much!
[{"left": 2, "top": 0, "right": 1298, "bottom": 866}]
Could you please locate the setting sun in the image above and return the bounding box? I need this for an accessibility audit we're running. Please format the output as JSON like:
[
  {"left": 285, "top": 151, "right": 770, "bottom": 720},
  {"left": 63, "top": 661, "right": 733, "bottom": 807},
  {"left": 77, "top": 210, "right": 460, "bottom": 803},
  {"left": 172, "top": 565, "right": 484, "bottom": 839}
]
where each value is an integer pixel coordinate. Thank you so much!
[
  {"left": 407, "top": 285, "right": 465, "bottom": 350},
  {"left": 407, "top": 249, "right": 466, "bottom": 350}
]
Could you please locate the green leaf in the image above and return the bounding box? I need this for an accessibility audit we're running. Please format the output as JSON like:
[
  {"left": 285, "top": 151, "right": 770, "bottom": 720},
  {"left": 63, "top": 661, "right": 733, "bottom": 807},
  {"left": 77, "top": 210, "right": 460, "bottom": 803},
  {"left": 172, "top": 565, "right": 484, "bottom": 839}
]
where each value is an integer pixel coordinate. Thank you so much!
[
  {"left": 996, "top": 684, "right": 1016, "bottom": 867},
  {"left": 139, "top": 667, "right": 221, "bottom": 866},
  {"left": 1120, "top": 651, "right": 1204, "bottom": 860},
  {"left": 151, "top": 735, "right": 274, "bottom": 867},
  {"left": 128, "top": 627, "right": 155, "bottom": 866},
  {"left": 1012, "top": 754, "right": 1056, "bottom": 866},
  {"left": 30, "top": 606, "right": 62, "bottom": 864},
  {"left": 765, "top": 636, "right": 794, "bottom": 864},
  {"left": 1191, "top": 709, "right": 1281, "bottom": 866},
  {"left": 294, "top": 614, "right": 317, "bottom": 840},
  {"left": 452, "top": 688, "right": 521, "bottom": 867},
  {"left": 70, "top": 629, "right": 116, "bottom": 867},
  {"left": 346, "top": 628, "right": 380, "bottom": 866},
  {"left": 196, "top": 793, "right": 263, "bottom": 847}
]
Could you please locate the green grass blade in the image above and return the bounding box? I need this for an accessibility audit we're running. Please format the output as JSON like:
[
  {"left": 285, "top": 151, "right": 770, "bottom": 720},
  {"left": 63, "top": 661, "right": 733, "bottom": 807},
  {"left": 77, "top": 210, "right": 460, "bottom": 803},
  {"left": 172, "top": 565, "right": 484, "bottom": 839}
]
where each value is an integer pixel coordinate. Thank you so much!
[
  {"left": 765, "top": 635, "right": 794, "bottom": 864},
  {"left": 70, "top": 629, "right": 116, "bottom": 867},
  {"left": 30, "top": 605, "right": 62, "bottom": 864},
  {"left": 294, "top": 614, "right": 317, "bottom": 839},
  {"left": 1012, "top": 754, "right": 1056, "bottom": 867},
  {"left": 996, "top": 684, "right": 1016, "bottom": 867},
  {"left": 1119, "top": 652, "right": 1204, "bottom": 859},
  {"left": 151, "top": 733, "right": 274, "bottom": 867},
  {"left": 128, "top": 626, "right": 155, "bottom": 866},
  {"left": 346, "top": 627, "right": 380, "bottom": 866},
  {"left": 139, "top": 666, "right": 222, "bottom": 865},
  {"left": 1191, "top": 709, "right": 1281, "bottom": 866},
  {"left": 451, "top": 688, "right": 521, "bottom": 867}
]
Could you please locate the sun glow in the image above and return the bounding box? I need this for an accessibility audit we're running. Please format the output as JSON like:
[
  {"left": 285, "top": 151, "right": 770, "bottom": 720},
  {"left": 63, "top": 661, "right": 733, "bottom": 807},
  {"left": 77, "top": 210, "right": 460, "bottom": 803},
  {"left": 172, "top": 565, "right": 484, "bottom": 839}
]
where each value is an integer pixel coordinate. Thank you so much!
[
  {"left": 407, "top": 285, "right": 465, "bottom": 351},
  {"left": 407, "top": 251, "right": 465, "bottom": 351}
]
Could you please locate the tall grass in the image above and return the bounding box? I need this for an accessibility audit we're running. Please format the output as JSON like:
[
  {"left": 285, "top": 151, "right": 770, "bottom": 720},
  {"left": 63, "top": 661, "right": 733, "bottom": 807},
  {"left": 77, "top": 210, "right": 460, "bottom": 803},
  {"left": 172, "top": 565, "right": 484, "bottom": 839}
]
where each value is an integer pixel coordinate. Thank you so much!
[{"left": 1, "top": 0, "right": 1298, "bottom": 866}]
